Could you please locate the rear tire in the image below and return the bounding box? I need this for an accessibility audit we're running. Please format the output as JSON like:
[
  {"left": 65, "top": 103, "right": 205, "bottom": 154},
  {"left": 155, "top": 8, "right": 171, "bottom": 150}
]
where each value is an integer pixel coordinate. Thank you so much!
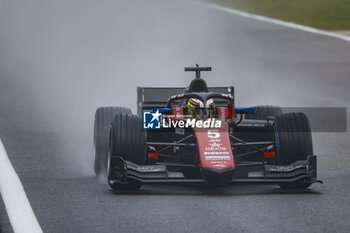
[
  {"left": 246, "top": 105, "right": 282, "bottom": 120},
  {"left": 274, "top": 112, "right": 313, "bottom": 189},
  {"left": 108, "top": 113, "right": 146, "bottom": 190},
  {"left": 94, "top": 107, "right": 132, "bottom": 176}
]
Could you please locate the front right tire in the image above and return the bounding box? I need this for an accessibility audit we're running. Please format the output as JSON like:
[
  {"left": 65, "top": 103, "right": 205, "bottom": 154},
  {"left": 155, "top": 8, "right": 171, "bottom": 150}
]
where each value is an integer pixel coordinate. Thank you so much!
[
  {"left": 94, "top": 107, "right": 132, "bottom": 176},
  {"left": 107, "top": 113, "right": 146, "bottom": 190}
]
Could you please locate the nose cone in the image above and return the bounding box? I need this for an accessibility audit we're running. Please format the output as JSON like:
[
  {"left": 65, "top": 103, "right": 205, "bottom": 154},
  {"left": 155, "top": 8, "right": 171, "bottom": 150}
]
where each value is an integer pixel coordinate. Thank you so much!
[{"left": 202, "top": 167, "right": 235, "bottom": 182}]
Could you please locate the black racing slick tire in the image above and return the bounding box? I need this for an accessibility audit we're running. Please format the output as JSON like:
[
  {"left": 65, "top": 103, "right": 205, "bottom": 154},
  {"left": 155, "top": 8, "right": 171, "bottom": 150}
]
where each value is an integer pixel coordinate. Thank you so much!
[
  {"left": 108, "top": 113, "right": 146, "bottom": 190},
  {"left": 246, "top": 105, "right": 282, "bottom": 120},
  {"left": 274, "top": 112, "right": 313, "bottom": 189},
  {"left": 94, "top": 107, "right": 132, "bottom": 176}
]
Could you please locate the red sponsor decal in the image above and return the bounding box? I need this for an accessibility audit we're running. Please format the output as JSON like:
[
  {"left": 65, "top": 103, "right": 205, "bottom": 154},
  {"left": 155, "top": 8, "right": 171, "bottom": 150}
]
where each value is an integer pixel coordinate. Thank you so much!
[
  {"left": 217, "top": 107, "right": 234, "bottom": 120},
  {"left": 194, "top": 122, "right": 235, "bottom": 170},
  {"left": 168, "top": 108, "right": 184, "bottom": 120}
]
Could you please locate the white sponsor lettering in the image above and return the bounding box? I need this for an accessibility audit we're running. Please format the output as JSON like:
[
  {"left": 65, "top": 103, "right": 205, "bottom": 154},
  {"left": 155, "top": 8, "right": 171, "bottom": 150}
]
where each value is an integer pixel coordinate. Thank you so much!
[
  {"left": 205, "top": 155, "right": 231, "bottom": 160},
  {"left": 207, "top": 130, "right": 220, "bottom": 138},
  {"left": 213, "top": 164, "right": 226, "bottom": 167},
  {"left": 209, "top": 139, "right": 221, "bottom": 143},
  {"left": 204, "top": 152, "right": 230, "bottom": 155}
]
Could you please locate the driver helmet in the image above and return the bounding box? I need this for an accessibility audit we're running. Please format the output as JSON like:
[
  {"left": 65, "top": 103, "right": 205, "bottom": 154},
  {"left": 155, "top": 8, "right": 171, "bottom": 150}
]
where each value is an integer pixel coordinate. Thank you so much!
[{"left": 187, "top": 98, "right": 215, "bottom": 118}]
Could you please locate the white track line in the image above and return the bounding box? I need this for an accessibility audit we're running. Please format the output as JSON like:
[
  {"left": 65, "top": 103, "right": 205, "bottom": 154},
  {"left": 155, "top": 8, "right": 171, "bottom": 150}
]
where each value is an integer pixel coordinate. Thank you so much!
[
  {"left": 0, "top": 140, "right": 43, "bottom": 233},
  {"left": 200, "top": 3, "right": 350, "bottom": 42}
]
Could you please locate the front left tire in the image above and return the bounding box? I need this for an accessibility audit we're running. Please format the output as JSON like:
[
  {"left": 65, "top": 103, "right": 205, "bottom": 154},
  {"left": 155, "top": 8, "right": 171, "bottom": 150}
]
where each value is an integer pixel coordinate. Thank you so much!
[{"left": 274, "top": 112, "right": 313, "bottom": 189}]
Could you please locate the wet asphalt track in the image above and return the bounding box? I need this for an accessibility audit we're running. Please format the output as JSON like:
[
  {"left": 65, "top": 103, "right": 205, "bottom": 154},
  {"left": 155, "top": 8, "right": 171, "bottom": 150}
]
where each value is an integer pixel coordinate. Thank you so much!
[{"left": 1, "top": 0, "right": 350, "bottom": 232}]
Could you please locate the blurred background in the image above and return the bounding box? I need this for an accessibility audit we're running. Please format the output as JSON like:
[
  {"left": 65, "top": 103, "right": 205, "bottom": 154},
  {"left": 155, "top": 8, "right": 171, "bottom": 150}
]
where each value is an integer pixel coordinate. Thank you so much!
[{"left": 206, "top": 0, "right": 350, "bottom": 33}]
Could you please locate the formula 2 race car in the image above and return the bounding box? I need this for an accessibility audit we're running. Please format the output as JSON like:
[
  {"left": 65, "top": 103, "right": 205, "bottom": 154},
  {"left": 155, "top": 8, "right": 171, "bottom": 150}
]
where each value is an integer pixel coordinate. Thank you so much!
[{"left": 94, "top": 65, "right": 321, "bottom": 190}]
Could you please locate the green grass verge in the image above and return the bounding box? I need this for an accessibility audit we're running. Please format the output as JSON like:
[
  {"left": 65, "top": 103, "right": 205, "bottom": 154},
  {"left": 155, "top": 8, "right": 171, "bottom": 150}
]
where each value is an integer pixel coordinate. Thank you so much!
[{"left": 211, "top": 0, "right": 350, "bottom": 30}]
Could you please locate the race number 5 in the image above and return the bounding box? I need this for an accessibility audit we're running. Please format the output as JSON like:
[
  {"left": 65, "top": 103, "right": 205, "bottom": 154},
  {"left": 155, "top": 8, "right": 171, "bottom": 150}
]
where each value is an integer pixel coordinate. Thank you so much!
[{"left": 208, "top": 130, "right": 220, "bottom": 138}]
